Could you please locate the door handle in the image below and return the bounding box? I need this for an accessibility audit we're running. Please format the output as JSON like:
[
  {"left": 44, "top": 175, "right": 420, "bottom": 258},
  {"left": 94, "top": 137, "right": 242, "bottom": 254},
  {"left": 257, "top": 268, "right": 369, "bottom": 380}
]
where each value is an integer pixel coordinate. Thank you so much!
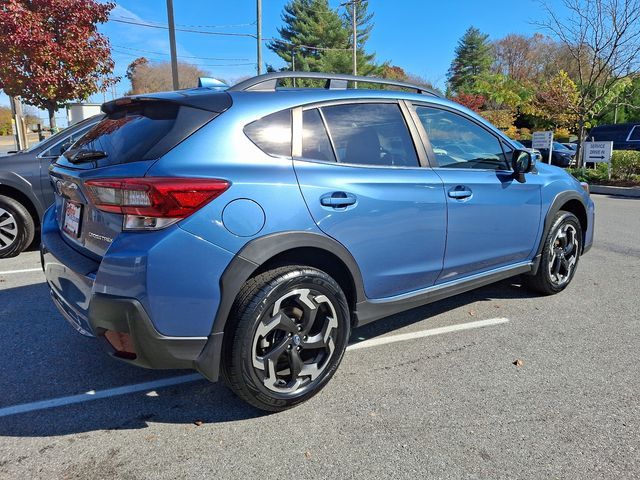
[
  {"left": 320, "top": 192, "right": 357, "bottom": 208},
  {"left": 448, "top": 185, "right": 472, "bottom": 199}
]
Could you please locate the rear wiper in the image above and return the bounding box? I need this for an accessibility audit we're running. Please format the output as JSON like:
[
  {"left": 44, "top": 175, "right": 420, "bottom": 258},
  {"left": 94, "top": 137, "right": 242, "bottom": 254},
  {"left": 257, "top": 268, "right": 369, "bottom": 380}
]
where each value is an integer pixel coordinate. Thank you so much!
[{"left": 63, "top": 148, "right": 108, "bottom": 163}]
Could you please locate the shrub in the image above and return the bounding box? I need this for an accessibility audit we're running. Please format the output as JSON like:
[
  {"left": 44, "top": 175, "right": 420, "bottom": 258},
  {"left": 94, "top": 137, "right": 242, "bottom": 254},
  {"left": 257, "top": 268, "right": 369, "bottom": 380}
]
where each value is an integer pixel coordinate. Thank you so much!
[
  {"left": 567, "top": 164, "right": 609, "bottom": 183},
  {"left": 611, "top": 150, "right": 640, "bottom": 180}
]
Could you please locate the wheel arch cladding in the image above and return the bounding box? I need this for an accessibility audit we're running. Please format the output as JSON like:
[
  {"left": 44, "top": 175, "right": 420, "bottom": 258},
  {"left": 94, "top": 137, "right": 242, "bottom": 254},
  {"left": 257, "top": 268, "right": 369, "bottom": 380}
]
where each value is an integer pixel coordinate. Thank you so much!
[
  {"left": 213, "top": 232, "right": 365, "bottom": 335},
  {"left": 195, "top": 232, "right": 365, "bottom": 382},
  {"left": 538, "top": 192, "right": 588, "bottom": 259},
  {"left": 559, "top": 199, "right": 587, "bottom": 248}
]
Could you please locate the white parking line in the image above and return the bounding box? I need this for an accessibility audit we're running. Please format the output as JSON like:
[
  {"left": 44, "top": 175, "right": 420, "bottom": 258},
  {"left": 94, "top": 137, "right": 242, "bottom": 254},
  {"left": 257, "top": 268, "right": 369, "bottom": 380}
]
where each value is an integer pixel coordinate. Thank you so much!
[
  {"left": 346, "top": 317, "right": 509, "bottom": 351},
  {"left": 0, "top": 317, "right": 508, "bottom": 418},
  {"left": 0, "top": 374, "right": 203, "bottom": 418},
  {"left": 0, "top": 268, "right": 42, "bottom": 275}
]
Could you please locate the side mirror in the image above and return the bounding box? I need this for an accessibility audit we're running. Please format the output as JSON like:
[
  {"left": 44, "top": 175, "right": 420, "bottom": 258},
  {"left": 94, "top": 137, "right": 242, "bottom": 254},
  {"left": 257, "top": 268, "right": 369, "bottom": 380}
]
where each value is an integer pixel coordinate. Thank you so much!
[{"left": 512, "top": 149, "right": 534, "bottom": 183}]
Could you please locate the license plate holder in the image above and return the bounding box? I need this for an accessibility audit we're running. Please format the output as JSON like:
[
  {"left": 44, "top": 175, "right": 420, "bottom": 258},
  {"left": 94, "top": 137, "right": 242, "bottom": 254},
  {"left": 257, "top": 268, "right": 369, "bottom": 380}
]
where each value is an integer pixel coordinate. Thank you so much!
[{"left": 63, "top": 200, "right": 82, "bottom": 238}]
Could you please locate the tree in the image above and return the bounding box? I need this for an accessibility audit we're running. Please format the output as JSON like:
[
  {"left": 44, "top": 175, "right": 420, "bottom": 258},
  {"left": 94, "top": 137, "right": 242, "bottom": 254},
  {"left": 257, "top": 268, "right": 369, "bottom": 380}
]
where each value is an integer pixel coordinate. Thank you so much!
[
  {"left": 126, "top": 57, "right": 211, "bottom": 94},
  {"left": 268, "top": 0, "right": 379, "bottom": 79},
  {"left": 598, "top": 76, "right": 640, "bottom": 124},
  {"left": 531, "top": 70, "right": 581, "bottom": 130},
  {"left": 538, "top": 0, "right": 640, "bottom": 164},
  {"left": 447, "top": 27, "right": 494, "bottom": 95},
  {"left": 268, "top": 0, "right": 349, "bottom": 74},
  {"left": 450, "top": 93, "right": 486, "bottom": 113},
  {"left": 0, "top": 106, "right": 12, "bottom": 136},
  {"left": 0, "top": 0, "right": 117, "bottom": 129}
]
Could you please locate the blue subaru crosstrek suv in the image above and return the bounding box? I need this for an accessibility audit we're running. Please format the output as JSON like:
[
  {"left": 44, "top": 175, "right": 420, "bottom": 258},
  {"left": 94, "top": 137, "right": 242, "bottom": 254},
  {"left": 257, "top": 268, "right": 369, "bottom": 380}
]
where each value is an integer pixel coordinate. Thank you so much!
[{"left": 42, "top": 72, "right": 594, "bottom": 411}]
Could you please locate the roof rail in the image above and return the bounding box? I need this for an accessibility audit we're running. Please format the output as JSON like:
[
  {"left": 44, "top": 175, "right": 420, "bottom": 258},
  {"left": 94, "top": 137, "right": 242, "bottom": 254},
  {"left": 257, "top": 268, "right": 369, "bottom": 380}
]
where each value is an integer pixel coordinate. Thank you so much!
[{"left": 228, "top": 71, "right": 441, "bottom": 97}]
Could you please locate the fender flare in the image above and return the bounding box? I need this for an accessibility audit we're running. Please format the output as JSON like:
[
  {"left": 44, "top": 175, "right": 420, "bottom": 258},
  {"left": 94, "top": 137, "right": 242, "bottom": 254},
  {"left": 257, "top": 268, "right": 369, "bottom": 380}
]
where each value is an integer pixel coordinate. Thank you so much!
[
  {"left": 530, "top": 190, "right": 587, "bottom": 274},
  {"left": 212, "top": 231, "right": 365, "bottom": 336},
  {"left": 195, "top": 231, "right": 366, "bottom": 381}
]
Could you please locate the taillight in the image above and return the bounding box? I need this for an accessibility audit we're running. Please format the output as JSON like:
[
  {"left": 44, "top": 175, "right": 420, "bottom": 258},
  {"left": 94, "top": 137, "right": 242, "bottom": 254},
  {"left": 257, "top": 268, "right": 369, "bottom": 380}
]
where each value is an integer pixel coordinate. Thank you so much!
[{"left": 85, "top": 177, "right": 230, "bottom": 230}]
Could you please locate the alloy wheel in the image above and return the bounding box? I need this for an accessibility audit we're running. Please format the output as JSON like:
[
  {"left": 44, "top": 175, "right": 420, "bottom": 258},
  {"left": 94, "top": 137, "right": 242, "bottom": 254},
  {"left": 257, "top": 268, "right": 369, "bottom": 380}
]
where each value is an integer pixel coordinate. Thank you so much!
[
  {"left": 0, "top": 207, "right": 18, "bottom": 252},
  {"left": 548, "top": 223, "right": 579, "bottom": 286},
  {"left": 251, "top": 288, "right": 339, "bottom": 395}
]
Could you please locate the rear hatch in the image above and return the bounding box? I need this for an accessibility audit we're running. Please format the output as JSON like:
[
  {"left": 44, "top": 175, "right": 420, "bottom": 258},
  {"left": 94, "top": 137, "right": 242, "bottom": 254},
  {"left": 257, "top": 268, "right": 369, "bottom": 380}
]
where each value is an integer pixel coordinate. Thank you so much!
[{"left": 50, "top": 90, "right": 232, "bottom": 259}]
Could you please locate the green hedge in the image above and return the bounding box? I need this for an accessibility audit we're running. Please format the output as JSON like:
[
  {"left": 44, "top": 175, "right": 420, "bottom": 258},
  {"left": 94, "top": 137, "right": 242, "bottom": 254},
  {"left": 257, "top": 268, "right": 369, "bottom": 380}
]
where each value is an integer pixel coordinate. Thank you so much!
[
  {"left": 611, "top": 150, "right": 640, "bottom": 180},
  {"left": 567, "top": 150, "right": 640, "bottom": 183}
]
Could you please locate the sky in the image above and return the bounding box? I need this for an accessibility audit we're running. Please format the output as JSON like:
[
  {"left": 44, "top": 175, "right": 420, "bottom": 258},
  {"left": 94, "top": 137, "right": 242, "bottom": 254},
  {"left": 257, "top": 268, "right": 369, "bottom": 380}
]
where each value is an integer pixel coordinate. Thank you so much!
[{"left": 1, "top": 0, "right": 567, "bottom": 125}]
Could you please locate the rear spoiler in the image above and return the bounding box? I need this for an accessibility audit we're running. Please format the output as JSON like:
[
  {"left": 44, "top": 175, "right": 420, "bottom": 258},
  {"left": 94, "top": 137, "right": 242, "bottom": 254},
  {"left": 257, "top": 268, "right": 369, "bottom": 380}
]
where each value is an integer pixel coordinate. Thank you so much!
[{"left": 102, "top": 91, "right": 232, "bottom": 115}]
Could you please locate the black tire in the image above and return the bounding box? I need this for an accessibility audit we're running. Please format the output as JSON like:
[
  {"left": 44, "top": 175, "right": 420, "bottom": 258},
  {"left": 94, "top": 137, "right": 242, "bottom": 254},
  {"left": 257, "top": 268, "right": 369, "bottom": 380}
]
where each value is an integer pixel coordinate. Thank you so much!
[
  {"left": 525, "top": 211, "right": 582, "bottom": 295},
  {"left": 0, "top": 195, "right": 35, "bottom": 259},
  {"left": 222, "top": 265, "right": 351, "bottom": 412}
]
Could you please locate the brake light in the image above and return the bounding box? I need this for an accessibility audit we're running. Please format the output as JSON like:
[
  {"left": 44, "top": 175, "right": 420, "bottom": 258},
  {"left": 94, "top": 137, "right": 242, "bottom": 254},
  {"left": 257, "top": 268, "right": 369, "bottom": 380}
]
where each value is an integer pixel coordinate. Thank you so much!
[{"left": 85, "top": 177, "right": 230, "bottom": 230}]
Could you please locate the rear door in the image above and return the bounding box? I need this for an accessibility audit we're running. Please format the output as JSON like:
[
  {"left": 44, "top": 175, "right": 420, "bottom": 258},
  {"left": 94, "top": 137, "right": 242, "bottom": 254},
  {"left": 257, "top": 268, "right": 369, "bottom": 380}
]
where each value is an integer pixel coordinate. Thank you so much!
[
  {"left": 293, "top": 101, "right": 446, "bottom": 300},
  {"left": 411, "top": 104, "right": 543, "bottom": 283}
]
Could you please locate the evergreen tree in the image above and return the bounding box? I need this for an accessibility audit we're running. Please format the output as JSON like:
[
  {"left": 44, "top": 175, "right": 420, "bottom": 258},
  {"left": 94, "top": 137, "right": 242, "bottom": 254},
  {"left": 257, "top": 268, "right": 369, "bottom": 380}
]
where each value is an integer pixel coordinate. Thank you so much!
[
  {"left": 268, "top": 0, "right": 349, "bottom": 74},
  {"left": 447, "top": 26, "right": 494, "bottom": 95},
  {"left": 268, "top": 0, "right": 379, "bottom": 79}
]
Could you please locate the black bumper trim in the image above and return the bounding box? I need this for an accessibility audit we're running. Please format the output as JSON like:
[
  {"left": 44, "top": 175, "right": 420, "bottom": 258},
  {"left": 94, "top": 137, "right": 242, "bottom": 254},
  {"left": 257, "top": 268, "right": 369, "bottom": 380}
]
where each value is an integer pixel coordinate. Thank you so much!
[{"left": 88, "top": 293, "right": 207, "bottom": 371}]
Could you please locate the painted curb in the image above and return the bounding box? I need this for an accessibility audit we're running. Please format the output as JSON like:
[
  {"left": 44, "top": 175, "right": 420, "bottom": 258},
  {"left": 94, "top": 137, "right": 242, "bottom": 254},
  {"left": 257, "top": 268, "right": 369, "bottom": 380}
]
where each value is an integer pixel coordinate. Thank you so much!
[{"left": 590, "top": 185, "right": 640, "bottom": 198}]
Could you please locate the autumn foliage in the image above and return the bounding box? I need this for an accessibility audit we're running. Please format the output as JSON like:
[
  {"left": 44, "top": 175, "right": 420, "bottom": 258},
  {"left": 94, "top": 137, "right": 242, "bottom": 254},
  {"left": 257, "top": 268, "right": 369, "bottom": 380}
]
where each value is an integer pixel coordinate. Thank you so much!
[{"left": 0, "top": 0, "right": 117, "bottom": 128}]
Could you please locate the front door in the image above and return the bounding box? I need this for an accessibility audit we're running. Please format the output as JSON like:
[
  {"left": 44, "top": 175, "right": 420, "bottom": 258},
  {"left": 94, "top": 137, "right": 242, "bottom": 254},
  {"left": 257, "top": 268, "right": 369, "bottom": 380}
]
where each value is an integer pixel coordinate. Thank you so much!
[
  {"left": 293, "top": 102, "right": 447, "bottom": 299},
  {"left": 411, "top": 104, "right": 543, "bottom": 283}
]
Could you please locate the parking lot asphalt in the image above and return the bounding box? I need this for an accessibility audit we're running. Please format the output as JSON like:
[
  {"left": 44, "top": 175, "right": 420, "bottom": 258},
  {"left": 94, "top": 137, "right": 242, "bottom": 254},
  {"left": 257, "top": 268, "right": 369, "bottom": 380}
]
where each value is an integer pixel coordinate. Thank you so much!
[{"left": 0, "top": 194, "right": 638, "bottom": 480}]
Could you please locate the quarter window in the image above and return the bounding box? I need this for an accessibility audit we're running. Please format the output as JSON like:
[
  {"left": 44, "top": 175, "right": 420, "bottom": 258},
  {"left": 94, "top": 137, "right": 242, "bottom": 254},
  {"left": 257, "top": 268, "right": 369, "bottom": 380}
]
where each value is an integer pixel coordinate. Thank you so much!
[
  {"left": 415, "top": 106, "right": 510, "bottom": 170},
  {"left": 244, "top": 109, "right": 292, "bottom": 157},
  {"left": 628, "top": 125, "right": 640, "bottom": 141},
  {"left": 319, "top": 103, "right": 419, "bottom": 167}
]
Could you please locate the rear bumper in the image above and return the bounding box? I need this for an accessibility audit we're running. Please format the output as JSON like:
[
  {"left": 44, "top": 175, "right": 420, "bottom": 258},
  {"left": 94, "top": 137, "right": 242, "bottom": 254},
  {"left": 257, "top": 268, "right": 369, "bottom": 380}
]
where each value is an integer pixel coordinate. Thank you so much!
[
  {"left": 41, "top": 205, "right": 229, "bottom": 379},
  {"left": 88, "top": 293, "right": 208, "bottom": 370}
]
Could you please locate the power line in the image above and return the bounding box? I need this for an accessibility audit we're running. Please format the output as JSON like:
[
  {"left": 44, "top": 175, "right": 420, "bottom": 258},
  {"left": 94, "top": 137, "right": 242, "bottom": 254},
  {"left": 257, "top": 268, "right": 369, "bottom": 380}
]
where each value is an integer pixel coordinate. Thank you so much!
[
  {"left": 110, "top": 18, "right": 256, "bottom": 38},
  {"left": 114, "top": 15, "right": 256, "bottom": 30},
  {"left": 112, "top": 49, "right": 255, "bottom": 67},
  {"left": 111, "top": 44, "right": 249, "bottom": 61},
  {"left": 265, "top": 38, "right": 353, "bottom": 52}
]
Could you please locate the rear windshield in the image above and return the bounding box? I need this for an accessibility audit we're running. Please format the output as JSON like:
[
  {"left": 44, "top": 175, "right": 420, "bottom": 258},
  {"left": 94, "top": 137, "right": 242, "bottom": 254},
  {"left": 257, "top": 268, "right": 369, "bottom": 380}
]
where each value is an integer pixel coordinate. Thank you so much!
[
  {"left": 72, "top": 102, "right": 178, "bottom": 164},
  {"left": 56, "top": 100, "right": 220, "bottom": 169}
]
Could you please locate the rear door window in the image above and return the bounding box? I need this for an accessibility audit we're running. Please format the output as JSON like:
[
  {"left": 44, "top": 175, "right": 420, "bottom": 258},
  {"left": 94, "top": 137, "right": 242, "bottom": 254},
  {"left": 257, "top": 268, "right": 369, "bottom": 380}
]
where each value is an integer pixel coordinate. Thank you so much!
[
  {"left": 41, "top": 123, "right": 96, "bottom": 158},
  {"left": 301, "top": 109, "right": 336, "bottom": 162},
  {"left": 244, "top": 109, "right": 292, "bottom": 157},
  {"left": 319, "top": 103, "right": 419, "bottom": 167}
]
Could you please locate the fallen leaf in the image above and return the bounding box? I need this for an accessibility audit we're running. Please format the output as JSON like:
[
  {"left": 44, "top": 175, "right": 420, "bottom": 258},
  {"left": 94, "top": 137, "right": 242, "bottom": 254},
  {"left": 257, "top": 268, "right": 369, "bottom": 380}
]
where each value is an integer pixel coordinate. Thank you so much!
[
  {"left": 494, "top": 304, "right": 501, "bottom": 309},
  {"left": 304, "top": 450, "right": 312, "bottom": 459},
  {"left": 513, "top": 359, "right": 524, "bottom": 367},
  {"left": 194, "top": 420, "right": 204, "bottom": 426},
  {"left": 368, "top": 411, "right": 378, "bottom": 417},
  {"left": 468, "top": 310, "right": 476, "bottom": 316}
]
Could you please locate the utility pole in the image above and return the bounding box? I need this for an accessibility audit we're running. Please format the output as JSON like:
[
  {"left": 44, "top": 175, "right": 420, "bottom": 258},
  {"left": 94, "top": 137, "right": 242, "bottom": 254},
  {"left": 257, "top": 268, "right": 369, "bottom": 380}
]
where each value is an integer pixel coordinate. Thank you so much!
[
  {"left": 257, "top": 0, "right": 263, "bottom": 74},
  {"left": 352, "top": 0, "right": 357, "bottom": 81},
  {"left": 166, "top": 0, "right": 180, "bottom": 90},
  {"left": 9, "top": 96, "right": 28, "bottom": 151},
  {"left": 292, "top": 47, "right": 296, "bottom": 87}
]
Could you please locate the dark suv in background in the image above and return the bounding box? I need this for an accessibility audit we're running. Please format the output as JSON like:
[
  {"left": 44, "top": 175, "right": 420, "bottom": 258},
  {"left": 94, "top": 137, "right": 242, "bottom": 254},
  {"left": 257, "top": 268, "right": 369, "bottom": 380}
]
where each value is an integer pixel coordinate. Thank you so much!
[
  {"left": 0, "top": 115, "right": 102, "bottom": 258},
  {"left": 588, "top": 123, "right": 640, "bottom": 151}
]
